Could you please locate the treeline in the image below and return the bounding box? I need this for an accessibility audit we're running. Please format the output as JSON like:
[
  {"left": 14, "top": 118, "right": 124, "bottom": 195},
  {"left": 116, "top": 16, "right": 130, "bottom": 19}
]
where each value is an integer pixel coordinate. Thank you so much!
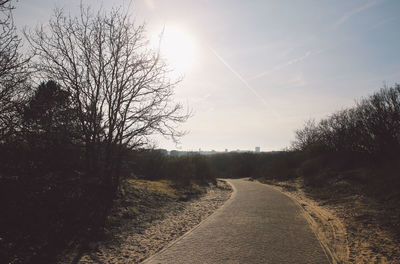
[
  {"left": 206, "top": 151, "right": 299, "bottom": 180},
  {"left": 125, "top": 150, "right": 215, "bottom": 186},
  {"left": 130, "top": 150, "right": 299, "bottom": 184},
  {"left": 287, "top": 84, "right": 400, "bottom": 196},
  {"left": 292, "top": 84, "right": 400, "bottom": 157}
]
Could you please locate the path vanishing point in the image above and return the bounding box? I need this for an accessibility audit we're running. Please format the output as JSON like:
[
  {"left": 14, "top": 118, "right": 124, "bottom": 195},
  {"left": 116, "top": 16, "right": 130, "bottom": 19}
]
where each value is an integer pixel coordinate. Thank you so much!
[{"left": 142, "top": 178, "right": 330, "bottom": 264}]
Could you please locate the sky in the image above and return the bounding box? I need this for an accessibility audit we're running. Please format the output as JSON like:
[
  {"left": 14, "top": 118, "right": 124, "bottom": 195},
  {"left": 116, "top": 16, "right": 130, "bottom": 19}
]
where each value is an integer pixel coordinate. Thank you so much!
[{"left": 13, "top": 0, "right": 400, "bottom": 151}]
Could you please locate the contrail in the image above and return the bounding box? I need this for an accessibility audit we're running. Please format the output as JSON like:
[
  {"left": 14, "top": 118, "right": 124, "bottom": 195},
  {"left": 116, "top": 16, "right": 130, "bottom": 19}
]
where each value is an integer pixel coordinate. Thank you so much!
[
  {"left": 250, "top": 51, "right": 312, "bottom": 80},
  {"left": 333, "top": 0, "right": 384, "bottom": 29},
  {"left": 209, "top": 47, "right": 279, "bottom": 118}
]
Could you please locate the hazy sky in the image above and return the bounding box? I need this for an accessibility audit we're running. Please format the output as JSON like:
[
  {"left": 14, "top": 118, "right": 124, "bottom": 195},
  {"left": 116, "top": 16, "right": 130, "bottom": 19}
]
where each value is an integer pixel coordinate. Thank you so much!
[{"left": 13, "top": 0, "right": 400, "bottom": 151}]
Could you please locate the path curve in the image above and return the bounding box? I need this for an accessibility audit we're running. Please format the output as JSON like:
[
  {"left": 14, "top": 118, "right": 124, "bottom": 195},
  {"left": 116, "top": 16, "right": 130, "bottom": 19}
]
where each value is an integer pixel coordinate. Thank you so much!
[{"left": 142, "top": 178, "right": 330, "bottom": 264}]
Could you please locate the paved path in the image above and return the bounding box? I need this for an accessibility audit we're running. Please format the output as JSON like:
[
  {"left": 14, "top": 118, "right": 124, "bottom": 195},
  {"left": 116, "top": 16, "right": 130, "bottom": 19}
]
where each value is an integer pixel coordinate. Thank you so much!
[{"left": 142, "top": 179, "right": 330, "bottom": 264}]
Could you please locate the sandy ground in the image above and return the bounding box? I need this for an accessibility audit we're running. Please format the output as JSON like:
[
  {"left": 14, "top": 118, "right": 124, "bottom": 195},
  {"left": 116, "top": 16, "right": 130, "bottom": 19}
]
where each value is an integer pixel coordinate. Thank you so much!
[
  {"left": 261, "top": 178, "right": 400, "bottom": 264},
  {"left": 60, "top": 180, "right": 232, "bottom": 264}
]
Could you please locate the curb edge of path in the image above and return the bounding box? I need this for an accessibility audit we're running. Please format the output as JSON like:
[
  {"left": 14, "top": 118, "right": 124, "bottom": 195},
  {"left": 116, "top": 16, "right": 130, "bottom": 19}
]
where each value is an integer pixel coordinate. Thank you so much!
[
  {"left": 140, "top": 179, "right": 237, "bottom": 264},
  {"left": 255, "top": 180, "right": 336, "bottom": 264}
]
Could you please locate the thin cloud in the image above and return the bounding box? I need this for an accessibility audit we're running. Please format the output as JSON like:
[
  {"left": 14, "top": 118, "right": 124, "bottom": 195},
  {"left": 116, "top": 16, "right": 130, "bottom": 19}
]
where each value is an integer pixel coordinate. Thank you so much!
[{"left": 332, "top": 0, "right": 384, "bottom": 29}]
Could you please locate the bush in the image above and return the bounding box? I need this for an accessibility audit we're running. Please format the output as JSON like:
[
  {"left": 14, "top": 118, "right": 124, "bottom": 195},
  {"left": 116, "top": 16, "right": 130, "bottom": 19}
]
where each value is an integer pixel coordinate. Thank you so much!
[{"left": 124, "top": 150, "right": 216, "bottom": 186}]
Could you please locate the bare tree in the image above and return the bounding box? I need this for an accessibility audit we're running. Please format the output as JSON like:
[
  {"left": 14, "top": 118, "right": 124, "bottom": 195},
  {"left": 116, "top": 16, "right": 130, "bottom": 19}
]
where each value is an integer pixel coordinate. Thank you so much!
[
  {"left": 26, "top": 6, "right": 188, "bottom": 194},
  {"left": 0, "top": 0, "right": 29, "bottom": 141},
  {"left": 291, "top": 119, "right": 321, "bottom": 151}
]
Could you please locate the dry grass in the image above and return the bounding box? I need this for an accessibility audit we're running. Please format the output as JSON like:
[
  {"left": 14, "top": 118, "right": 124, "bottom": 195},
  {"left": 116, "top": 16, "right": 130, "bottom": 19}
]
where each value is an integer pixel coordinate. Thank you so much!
[{"left": 126, "top": 179, "right": 179, "bottom": 199}]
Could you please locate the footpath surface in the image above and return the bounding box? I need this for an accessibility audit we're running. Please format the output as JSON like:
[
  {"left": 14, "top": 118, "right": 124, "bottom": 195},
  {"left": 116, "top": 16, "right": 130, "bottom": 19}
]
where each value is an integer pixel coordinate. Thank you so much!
[{"left": 142, "top": 179, "right": 330, "bottom": 264}]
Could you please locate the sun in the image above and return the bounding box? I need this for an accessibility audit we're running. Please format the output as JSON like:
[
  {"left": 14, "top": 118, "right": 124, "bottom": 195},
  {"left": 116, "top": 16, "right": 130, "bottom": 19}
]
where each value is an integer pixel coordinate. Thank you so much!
[{"left": 151, "top": 25, "right": 196, "bottom": 75}]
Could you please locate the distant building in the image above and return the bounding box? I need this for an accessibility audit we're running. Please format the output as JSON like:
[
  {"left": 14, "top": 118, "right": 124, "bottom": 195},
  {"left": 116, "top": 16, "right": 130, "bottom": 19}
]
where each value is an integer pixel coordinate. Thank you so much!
[{"left": 255, "top": 146, "right": 260, "bottom": 153}]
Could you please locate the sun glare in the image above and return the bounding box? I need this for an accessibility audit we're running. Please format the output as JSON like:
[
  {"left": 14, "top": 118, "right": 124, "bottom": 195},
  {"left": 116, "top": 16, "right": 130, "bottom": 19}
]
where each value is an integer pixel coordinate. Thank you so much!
[{"left": 151, "top": 25, "right": 196, "bottom": 76}]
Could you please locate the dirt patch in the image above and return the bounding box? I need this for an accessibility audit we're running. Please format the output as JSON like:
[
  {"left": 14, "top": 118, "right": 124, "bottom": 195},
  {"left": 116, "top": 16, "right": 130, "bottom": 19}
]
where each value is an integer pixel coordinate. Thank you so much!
[
  {"left": 259, "top": 178, "right": 400, "bottom": 264},
  {"left": 58, "top": 180, "right": 232, "bottom": 264}
]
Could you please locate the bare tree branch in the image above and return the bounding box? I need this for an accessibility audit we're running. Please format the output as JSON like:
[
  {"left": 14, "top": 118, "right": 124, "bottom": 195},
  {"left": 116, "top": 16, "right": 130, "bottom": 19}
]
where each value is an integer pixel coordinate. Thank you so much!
[{"left": 0, "top": 0, "right": 30, "bottom": 141}]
